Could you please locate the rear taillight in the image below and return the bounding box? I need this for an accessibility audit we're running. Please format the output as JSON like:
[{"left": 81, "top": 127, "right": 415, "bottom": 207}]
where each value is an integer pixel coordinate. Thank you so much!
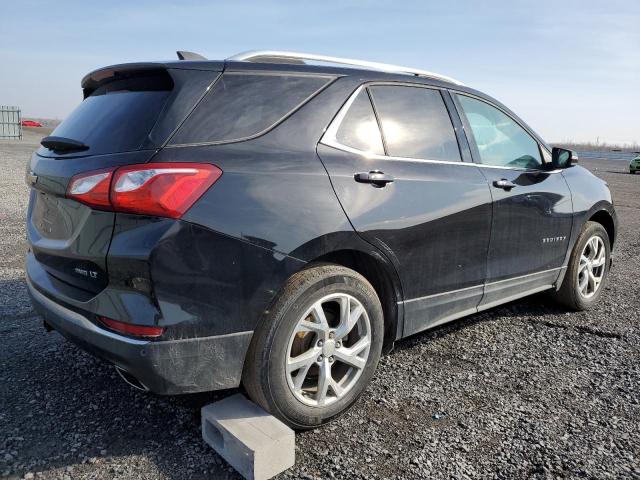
[
  {"left": 66, "top": 163, "right": 222, "bottom": 219},
  {"left": 111, "top": 163, "right": 221, "bottom": 218},
  {"left": 66, "top": 168, "right": 113, "bottom": 209},
  {"left": 99, "top": 316, "right": 166, "bottom": 338}
]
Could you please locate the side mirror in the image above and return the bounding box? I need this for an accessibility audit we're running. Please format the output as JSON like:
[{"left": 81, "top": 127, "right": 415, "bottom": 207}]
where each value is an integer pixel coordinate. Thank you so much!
[{"left": 551, "top": 147, "right": 578, "bottom": 169}]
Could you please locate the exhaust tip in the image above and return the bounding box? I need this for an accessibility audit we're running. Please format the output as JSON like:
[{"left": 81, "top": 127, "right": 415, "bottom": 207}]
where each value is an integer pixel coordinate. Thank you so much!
[{"left": 115, "top": 366, "right": 149, "bottom": 392}]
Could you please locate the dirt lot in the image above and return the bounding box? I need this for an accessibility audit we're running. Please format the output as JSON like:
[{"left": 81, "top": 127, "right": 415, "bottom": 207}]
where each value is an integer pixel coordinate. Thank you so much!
[{"left": 1, "top": 132, "right": 639, "bottom": 479}]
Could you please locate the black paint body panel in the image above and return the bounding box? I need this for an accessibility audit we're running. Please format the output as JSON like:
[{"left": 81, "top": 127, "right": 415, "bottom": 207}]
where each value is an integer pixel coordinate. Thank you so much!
[
  {"left": 558, "top": 165, "right": 617, "bottom": 273},
  {"left": 317, "top": 144, "right": 493, "bottom": 336},
  {"left": 480, "top": 168, "right": 573, "bottom": 282},
  {"left": 27, "top": 150, "right": 157, "bottom": 293},
  {"left": 317, "top": 145, "right": 492, "bottom": 296}
]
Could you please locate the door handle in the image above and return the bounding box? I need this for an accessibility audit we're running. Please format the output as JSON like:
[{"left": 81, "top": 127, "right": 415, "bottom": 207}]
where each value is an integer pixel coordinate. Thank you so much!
[
  {"left": 354, "top": 170, "right": 395, "bottom": 187},
  {"left": 493, "top": 178, "right": 516, "bottom": 191}
]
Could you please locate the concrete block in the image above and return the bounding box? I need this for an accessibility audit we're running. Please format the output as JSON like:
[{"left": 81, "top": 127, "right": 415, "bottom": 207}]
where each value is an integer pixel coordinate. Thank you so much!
[{"left": 201, "top": 393, "right": 295, "bottom": 480}]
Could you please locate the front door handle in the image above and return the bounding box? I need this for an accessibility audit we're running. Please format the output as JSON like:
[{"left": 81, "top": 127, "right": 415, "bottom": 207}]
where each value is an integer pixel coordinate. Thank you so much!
[
  {"left": 354, "top": 170, "right": 395, "bottom": 187},
  {"left": 493, "top": 178, "right": 516, "bottom": 191}
]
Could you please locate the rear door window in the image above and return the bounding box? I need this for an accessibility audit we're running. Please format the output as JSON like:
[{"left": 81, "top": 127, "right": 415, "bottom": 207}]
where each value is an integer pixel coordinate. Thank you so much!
[
  {"left": 41, "top": 70, "right": 173, "bottom": 157},
  {"left": 334, "top": 89, "right": 385, "bottom": 155},
  {"left": 369, "top": 85, "right": 461, "bottom": 161},
  {"left": 170, "top": 73, "right": 332, "bottom": 145}
]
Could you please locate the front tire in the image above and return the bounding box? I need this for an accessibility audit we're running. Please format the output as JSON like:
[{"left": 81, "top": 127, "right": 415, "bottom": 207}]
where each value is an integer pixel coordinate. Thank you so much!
[
  {"left": 242, "top": 264, "right": 384, "bottom": 429},
  {"left": 552, "top": 221, "right": 610, "bottom": 310}
]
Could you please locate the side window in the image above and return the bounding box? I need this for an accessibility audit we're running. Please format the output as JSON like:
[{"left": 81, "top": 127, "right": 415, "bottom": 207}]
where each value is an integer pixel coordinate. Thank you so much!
[
  {"left": 170, "top": 73, "right": 331, "bottom": 145},
  {"left": 335, "top": 89, "right": 385, "bottom": 155},
  {"left": 455, "top": 94, "right": 542, "bottom": 169},
  {"left": 368, "top": 85, "right": 461, "bottom": 161}
]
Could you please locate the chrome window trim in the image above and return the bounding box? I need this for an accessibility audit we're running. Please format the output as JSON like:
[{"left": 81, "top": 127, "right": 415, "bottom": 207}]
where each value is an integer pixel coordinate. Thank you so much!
[
  {"left": 478, "top": 164, "right": 563, "bottom": 174},
  {"left": 322, "top": 85, "right": 369, "bottom": 152},
  {"left": 321, "top": 84, "right": 562, "bottom": 173}
]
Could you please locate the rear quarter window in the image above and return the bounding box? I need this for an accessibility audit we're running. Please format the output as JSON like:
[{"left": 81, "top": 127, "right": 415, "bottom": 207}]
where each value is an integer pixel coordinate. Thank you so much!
[
  {"left": 169, "top": 72, "right": 332, "bottom": 145},
  {"left": 335, "top": 89, "right": 385, "bottom": 155}
]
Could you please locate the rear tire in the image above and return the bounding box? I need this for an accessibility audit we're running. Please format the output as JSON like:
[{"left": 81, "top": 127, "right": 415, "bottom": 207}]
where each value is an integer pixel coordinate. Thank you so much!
[
  {"left": 552, "top": 221, "right": 610, "bottom": 311},
  {"left": 242, "top": 264, "right": 384, "bottom": 429}
]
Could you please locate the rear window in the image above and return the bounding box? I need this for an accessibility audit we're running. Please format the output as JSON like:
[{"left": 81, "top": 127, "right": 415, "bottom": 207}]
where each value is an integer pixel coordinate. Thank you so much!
[
  {"left": 42, "top": 70, "right": 173, "bottom": 156},
  {"left": 169, "top": 73, "right": 332, "bottom": 145}
]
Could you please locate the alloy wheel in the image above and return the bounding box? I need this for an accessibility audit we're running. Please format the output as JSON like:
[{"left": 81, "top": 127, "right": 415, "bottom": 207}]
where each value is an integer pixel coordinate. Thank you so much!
[
  {"left": 285, "top": 293, "right": 371, "bottom": 407},
  {"left": 577, "top": 235, "right": 606, "bottom": 299}
]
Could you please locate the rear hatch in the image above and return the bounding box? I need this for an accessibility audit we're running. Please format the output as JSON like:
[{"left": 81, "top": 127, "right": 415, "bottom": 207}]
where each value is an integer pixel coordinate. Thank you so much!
[{"left": 27, "top": 63, "right": 222, "bottom": 295}]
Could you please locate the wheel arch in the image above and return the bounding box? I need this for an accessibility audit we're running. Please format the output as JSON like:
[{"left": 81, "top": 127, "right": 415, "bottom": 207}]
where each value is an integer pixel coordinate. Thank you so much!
[
  {"left": 311, "top": 249, "right": 403, "bottom": 354},
  {"left": 588, "top": 209, "right": 616, "bottom": 249},
  {"left": 555, "top": 202, "right": 616, "bottom": 293}
]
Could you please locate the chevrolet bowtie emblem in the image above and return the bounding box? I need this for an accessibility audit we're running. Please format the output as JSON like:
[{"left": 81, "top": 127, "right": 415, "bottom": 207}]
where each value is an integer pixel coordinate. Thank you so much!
[{"left": 26, "top": 171, "right": 38, "bottom": 186}]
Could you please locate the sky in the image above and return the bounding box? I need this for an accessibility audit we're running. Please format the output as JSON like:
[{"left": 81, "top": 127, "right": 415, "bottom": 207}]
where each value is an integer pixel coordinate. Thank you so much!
[{"left": 2, "top": 0, "right": 639, "bottom": 145}]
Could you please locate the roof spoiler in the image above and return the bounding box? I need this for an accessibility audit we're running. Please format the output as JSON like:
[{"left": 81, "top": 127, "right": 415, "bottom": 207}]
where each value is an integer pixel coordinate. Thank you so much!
[
  {"left": 81, "top": 51, "right": 210, "bottom": 91},
  {"left": 177, "top": 51, "right": 207, "bottom": 61},
  {"left": 81, "top": 63, "right": 170, "bottom": 96}
]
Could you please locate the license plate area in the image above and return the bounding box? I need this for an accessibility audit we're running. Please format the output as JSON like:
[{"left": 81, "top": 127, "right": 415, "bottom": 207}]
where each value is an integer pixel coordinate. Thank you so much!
[{"left": 32, "top": 191, "right": 77, "bottom": 240}]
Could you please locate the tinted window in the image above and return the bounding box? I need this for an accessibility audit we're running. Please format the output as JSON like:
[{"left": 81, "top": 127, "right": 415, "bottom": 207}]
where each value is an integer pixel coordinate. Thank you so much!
[
  {"left": 456, "top": 95, "right": 542, "bottom": 169},
  {"left": 44, "top": 72, "right": 172, "bottom": 156},
  {"left": 170, "top": 73, "right": 331, "bottom": 144},
  {"left": 335, "top": 89, "right": 384, "bottom": 155},
  {"left": 369, "top": 86, "right": 461, "bottom": 161}
]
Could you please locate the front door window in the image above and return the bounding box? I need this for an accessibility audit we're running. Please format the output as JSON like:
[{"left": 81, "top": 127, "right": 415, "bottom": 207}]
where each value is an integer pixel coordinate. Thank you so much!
[{"left": 456, "top": 94, "right": 542, "bottom": 170}]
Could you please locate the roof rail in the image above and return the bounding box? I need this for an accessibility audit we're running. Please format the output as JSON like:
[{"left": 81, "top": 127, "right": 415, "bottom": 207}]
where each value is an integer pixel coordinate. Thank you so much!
[{"left": 227, "top": 50, "right": 464, "bottom": 86}]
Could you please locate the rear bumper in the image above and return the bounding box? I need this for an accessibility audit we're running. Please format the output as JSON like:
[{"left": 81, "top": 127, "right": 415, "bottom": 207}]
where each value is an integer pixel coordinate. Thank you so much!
[{"left": 26, "top": 275, "right": 252, "bottom": 394}]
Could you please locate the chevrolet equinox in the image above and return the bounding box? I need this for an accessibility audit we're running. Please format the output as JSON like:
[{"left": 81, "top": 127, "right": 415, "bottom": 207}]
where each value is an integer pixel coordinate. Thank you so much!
[{"left": 26, "top": 50, "right": 617, "bottom": 429}]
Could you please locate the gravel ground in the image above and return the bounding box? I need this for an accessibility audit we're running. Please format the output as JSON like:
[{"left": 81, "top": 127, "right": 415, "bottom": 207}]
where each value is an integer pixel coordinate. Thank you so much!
[{"left": 1, "top": 132, "right": 639, "bottom": 479}]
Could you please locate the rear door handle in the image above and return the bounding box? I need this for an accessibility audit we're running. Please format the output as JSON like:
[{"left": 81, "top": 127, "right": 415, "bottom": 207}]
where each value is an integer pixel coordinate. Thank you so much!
[
  {"left": 493, "top": 178, "right": 516, "bottom": 190},
  {"left": 354, "top": 171, "right": 395, "bottom": 187}
]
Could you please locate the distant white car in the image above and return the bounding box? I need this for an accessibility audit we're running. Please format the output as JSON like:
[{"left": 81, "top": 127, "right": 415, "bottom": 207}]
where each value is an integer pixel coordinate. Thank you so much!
[{"left": 631, "top": 155, "right": 640, "bottom": 174}]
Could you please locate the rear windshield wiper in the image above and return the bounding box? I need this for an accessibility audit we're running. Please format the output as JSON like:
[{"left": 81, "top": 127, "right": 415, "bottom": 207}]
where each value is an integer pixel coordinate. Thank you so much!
[{"left": 41, "top": 136, "right": 90, "bottom": 152}]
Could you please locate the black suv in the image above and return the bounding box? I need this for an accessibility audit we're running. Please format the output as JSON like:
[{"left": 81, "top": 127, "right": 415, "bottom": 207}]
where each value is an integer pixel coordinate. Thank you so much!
[{"left": 26, "top": 50, "right": 617, "bottom": 429}]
